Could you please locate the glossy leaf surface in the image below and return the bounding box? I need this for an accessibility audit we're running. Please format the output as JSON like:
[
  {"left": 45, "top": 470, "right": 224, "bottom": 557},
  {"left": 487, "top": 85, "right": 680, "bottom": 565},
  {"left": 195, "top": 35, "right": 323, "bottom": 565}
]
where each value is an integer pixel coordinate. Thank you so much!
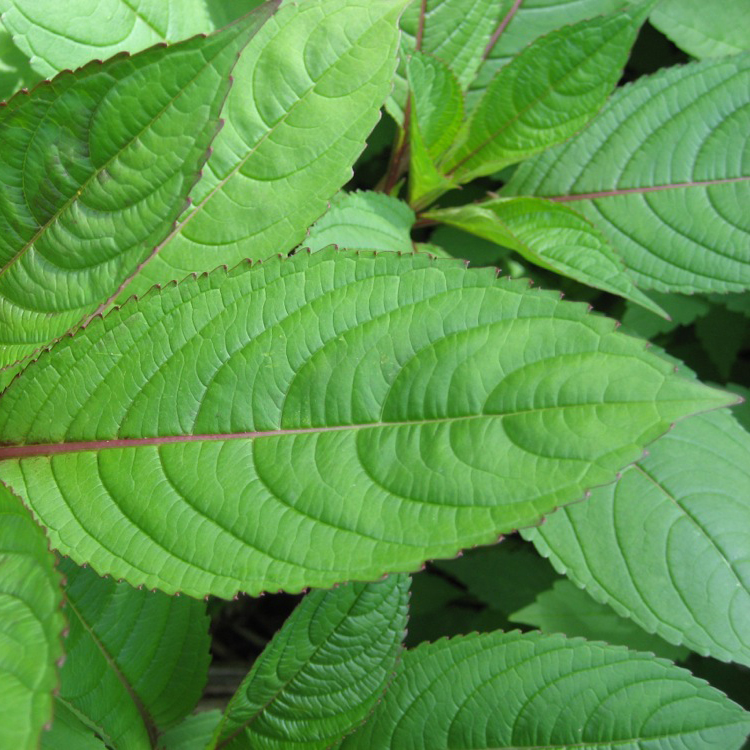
[
  {"left": 426, "top": 197, "right": 665, "bottom": 315},
  {"left": 301, "top": 191, "right": 414, "bottom": 254},
  {"left": 0, "top": 250, "right": 733, "bottom": 598},
  {"left": 52, "top": 559, "right": 211, "bottom": 749},
  {"left": 212, "top": 575, "right": 409, "bottom": 749},
  {"left": 504, "top": 54, "right": 750, "bottom": 293},
  {"left": 526, "top": 409, "right": 750, "bottom": 666},
  {"left": 0, "top": 0, "right": 262, "bottom": 77},
  {"left": 0, "top": 483, "right": 63, "bottom": 750},
  {"left": 510, "top": 579, "right": 689, "bottom": 661},
  {"left": 122, "top": 0, "right": 407, "bottom": 298},
  {"left": 0, "top": 8, "right": 273, "bottom": 369},
  {"left": 341, "top": 630, "right": 750, "bottom": 749},
  {"left": 467, "top": 0, "right": 634, "bottom": 111},
  {"left": 443, "top": 3, "right": 649, "bottom": 183}
]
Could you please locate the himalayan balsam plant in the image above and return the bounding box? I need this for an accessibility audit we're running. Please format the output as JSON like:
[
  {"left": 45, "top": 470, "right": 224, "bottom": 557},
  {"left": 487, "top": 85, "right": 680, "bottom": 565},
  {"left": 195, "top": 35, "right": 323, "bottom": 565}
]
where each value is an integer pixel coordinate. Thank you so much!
[{"left": 0, "top": 0, "right": 749, "bottom": 748}]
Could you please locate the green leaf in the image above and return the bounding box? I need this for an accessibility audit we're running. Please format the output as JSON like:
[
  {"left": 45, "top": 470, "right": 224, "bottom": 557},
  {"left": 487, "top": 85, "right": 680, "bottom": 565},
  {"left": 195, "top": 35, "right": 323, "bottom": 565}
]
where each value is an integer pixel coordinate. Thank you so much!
[
  {"left": 426, "top": 197, "right": 666, "bottom": 315},
  {"left": 467, "top": 0, "right": 636, "bottom": 112},
  {"left": 0, "top": 483, "right": 64, "bottom": 750},
  {"left": 340, "top": 630, "right": 750, "bottom": 749},
  {"left": 53, "top": 559, "right": 211, "bottom": 749},
  {"left": 442, "top": 3, "right": 650, "bottom": 183},
  {"left": 119, "top": 0, "right": 407, "bottom": 299},
  {"left": 160, "top": 711, "right": 222, "bottom": 750},
  {"left": 0, "top": 250, "right": 733, "bottom": 598},
  {"left": 0, "top": 0, "right": 263, "bottom": 77},
  {"left": 41, "top": 701, "right": 108, "bottom": 750},
  {"left": 434, "top": 538, "right": 560, "bottom": 615},
  {"left": 0, "top": 20, "right": 39, "bottom": 102},
  {"left": 651, "top": 0, "right": 750, "bottom": 59},
  {"left": 0, "top": 7, "right": 274, "bottom": 370},
  {"left": 211, "top": 575, "right": 409, "bottom": 750},
  {"left": 388, "top": 0, "right": 501, "bottom": 122},
  {"left": 510, "top": 579, "right": 690, "bottom": 661},
  {"left": 525, "top": 409, "right": 750, "bottom": 667},
  {"left": 301, "top": 191, "right": 414, "bottom": 254},
  {"left": 621, "top": 291, "right": 711, "bottom": 339},
  {"left": 406, "top": 52, "right": 462, "bottom": 207},
  {"left": 503, "top": 54, "right": 750, "bottom": 294}
]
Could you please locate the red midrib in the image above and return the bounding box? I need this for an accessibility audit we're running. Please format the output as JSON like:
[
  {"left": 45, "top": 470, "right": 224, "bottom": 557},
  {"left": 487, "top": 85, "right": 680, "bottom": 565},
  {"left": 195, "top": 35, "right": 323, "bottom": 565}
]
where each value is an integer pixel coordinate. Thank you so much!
[{"left": 547, "top": 176, "right": 750, "bottom": 202}]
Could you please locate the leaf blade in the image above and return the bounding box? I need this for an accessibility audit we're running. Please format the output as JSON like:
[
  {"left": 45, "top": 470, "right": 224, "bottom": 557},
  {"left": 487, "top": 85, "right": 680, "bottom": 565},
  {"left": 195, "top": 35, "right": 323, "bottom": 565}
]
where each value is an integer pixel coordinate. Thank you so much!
[
  {"left": 502, "top": 54, "right": 750, "bottom": 293},
  {"left": 525, "top": 409, "right": 750, "bottom": 667},
  {"left": 0, "top": 483, "right": 64, "bottom": 750},
  {"left": 340, "top": 630, "right": 750, "bottom": 749},
  {"left": 0, "top": 250, "right": 734, "bottom": 598}
]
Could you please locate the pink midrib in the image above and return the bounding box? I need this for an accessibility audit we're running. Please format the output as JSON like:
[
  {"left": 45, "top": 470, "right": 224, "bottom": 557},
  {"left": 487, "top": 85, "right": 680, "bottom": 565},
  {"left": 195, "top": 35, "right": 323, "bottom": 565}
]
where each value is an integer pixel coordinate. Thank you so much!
[{"left": 545, "top": 176, "right": 749, "bottom": 202}]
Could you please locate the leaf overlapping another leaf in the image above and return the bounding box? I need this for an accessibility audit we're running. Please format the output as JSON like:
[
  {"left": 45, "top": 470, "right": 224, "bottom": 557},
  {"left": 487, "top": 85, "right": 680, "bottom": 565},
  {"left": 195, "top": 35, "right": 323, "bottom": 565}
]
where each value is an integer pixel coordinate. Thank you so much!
[
  {"left": 526, "top": 409, "right": 750, "bottom": 667},
  {"left": 340, "top": 630, "right": 750, "bottom": 749},
  {"left": 0, "top": 483, "right": 64, "bottom": 750},
  {"left": 0, "top": 250, "right": 734, "bottom": 598},
  {"left": 45, "top": 559, "right": 211, "bottom": 749},
  {"left": 503, "top": 54, "right": 750, "bottom": 293},
  {"left": 212, "top": 575, "right": 409, "bottom": 750},
  {"left": 0, "top": 5, "right": 275, "bottom": 370}
]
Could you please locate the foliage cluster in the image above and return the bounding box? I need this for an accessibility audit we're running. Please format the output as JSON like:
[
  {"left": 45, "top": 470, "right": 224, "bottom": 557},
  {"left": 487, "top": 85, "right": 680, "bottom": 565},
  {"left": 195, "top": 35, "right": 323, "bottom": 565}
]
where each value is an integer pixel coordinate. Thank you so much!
[{"left": 0, "top": 0, "right": 749, "bottom": 748}]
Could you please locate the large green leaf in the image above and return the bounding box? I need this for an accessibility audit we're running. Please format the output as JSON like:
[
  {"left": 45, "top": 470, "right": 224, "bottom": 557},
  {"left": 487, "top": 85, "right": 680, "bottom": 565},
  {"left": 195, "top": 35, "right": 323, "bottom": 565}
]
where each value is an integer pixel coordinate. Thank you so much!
[
  {"left": 0, "top": 483, "right": 64, "bottom": 750},
  {"left": 503, "top": 54, "right": 750, "bottom": 294},
  {"left": 341, "top": 630, "right": 750, "bottom": 749},
  {"left": 49, "top": 559, "right": 211, "bottom": 750},
  {"left": 0, "top": 0, "right": 264, "bottom": 77},
  {"left": 117, "top": 0, "right": 406, "bottom": 300},
  {"left": 510, "top": 579, "right": 689, "bottom": 661},
  {"left": 0, "top": 250, "right": 733, "bottom": 598},
  {"left": 441, "top": 3, "right": 650, "bottom": 183},
  {"left": 525, "top": 409, "right": 750, "bottom": 667},
  {"left": 0, "top": 7, "right": 273, "bottom": 370},
  {"left": 42, "top": 701, "right": 108, "bottom": 750},
  {"left": 301, "top": 191, "right": 414, "bottom": 254},
  {"left": 161, "top": 712, "right": 222, "bottom": 750},
  {"left": 425, "top": 197, "right": 666, "bottom": 315},
  {"left": 211, "top": 575, "right": 409, "bottom": 750},
  {"left": 388, "top": 0, "right": 501, "bottom": 122},
  {"left": 650, "top": 0, "right": 750, "bottom": 59},
  {"left": 467, "top": 0, "right": 635, "bottom": 112}
]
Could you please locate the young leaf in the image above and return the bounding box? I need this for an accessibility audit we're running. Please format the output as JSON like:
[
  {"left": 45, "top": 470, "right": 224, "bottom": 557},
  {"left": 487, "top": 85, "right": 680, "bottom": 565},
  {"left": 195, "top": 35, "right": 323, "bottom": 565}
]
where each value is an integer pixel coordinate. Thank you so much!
[
  {"left": 0, "top": 0, "right": 263, "bottom": 77},
  {"left": 0, "top": 6, "right": 274, "bottom": 369},
  {"left": 503, "top": 54, "right": 750, "bottom": 294},
  {"left": 120, "top": 0, "right": 408, "bottom": 301},
  {"left": 467, "top": 0, "right": 635, "bottom": 112},
  {"left": 0, "top": 483, "right": 64, "bottom": 750},
  {"left": 49, "top": 559, "right": 211, "bottom": 749},
  {"left": 0, "top": 250, "right": 734, "bottom": 599},
  {"left": 442, "top": 3, "right": 651, "bottom": 183},
  {"left": 525, "top": 409, "right": 750, "bottom": 667},
  {"left": 425, "top": 197, "right": 667, "bottom": 315},
  {"left": 388, "top": 0, "right": 501, "bottom": 122},
  {"left": 211, "top": 575, "right": 410, "bottom": 750},
  {"left": 160, "top": 711, "right": 222, "bottom": 750},
  {"left": 340, "top": 631, "right": 750, "bottom": 749},
  {"left": 406, "top": 52, "right": 462, "bottom": 207},
  {"left": 301, "top": 191, "right": 414, "bottom": 254},
  {"left": 651, "top": 0, "right": 750, "bottom": 59},
  {"left": 0, "top": 20, "right": 39, "bottom": 102},
  {"left": 510, "top": 579, "right": 689, "bottom": 661}
]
